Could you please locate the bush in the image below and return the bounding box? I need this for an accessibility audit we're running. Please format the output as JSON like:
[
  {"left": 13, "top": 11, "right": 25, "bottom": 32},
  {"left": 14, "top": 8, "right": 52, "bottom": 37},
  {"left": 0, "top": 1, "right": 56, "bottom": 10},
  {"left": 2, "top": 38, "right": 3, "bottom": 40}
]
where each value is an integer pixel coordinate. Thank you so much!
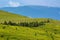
[
  {"left": 39, "top": 22, "right": 45, "bottom": 26},
  {"left": 2, "top": 26, "right": 6, "bottom": 29},
  {"left": 4, "top": 21, "right": 8, "bottom": 25},
  {"left": 0, "top": 35, "right": 4, "bottom": 37},
  {"left": 19, "top": 22, "right": 28, "bottom": 27},
  {"left": 28, "top": 22, "right": 39, "bottom": 27}
]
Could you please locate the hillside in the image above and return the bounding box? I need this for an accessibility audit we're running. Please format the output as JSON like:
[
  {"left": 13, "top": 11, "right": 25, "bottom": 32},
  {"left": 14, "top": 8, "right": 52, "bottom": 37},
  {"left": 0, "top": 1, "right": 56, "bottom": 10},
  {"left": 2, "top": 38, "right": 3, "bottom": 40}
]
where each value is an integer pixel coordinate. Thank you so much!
[
  {"left": 0, "top": 10, "right": 29, "bottom": 23},
  {"left": 0, "top": 10, "right": 60, "bottom": 40}
]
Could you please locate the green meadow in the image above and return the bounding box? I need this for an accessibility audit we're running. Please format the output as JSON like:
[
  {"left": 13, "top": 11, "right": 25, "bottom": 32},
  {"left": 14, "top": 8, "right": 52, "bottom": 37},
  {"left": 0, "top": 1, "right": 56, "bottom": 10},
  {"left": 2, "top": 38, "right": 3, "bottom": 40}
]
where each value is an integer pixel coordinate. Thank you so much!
[{"left": 0, "top": 10, "right": 60, "bottom": 40}]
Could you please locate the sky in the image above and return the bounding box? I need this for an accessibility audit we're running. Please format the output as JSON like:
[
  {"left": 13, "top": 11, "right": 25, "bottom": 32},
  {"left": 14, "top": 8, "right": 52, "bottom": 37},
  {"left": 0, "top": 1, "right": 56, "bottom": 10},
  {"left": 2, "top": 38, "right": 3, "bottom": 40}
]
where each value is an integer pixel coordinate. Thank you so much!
[{"left": 0, "top": 0, "right": 60, "bottom": 8}]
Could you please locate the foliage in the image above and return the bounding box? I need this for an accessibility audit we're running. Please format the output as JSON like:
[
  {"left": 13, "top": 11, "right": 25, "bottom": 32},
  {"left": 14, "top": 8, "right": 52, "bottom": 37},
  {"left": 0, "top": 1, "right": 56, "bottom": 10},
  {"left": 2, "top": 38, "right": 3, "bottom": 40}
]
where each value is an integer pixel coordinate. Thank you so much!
[{"left": 3, "top": 21, "right": 46, "bottom": 27}]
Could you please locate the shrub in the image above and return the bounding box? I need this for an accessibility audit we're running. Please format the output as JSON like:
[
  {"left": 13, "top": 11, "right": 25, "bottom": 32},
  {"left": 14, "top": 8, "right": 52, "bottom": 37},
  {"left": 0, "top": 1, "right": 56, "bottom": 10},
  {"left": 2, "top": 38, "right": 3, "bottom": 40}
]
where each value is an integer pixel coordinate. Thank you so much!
[
  {"left": 19, "top": 22, "right": 28, "bottom": 27},
  {"left": 3, "top": 21, "right": 46, "bottom": 27},
  {"left": 4, "top": 21, "right": 8, "bottom": 25},
  {"left": 0, "top": 35, "right": 4, "bottom": 37},
  {"left": 2, "top": 26, "right": 6, "bottom": 29}
]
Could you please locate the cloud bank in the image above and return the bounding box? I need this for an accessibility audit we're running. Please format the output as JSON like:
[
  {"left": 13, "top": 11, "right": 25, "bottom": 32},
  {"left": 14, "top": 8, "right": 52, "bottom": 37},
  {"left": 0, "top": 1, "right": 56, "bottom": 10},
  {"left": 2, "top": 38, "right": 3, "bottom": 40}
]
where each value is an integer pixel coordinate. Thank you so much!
[
  {"left": 8, "top": 1, "right": 20, "bottom": 7},
  {"left": 0, "top": 0, "right": 60, "bottom": 8}
]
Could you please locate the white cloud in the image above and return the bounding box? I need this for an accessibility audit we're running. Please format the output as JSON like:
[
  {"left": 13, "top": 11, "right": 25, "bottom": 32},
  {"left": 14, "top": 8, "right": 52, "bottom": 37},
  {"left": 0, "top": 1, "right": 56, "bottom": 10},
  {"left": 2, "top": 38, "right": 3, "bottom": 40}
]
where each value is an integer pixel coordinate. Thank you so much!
[
  {"left": 8, "top": 1, "right": 20, "bottom": 7},
  {"left": 0, "top": 0, "right": 60, "bottom": 8}
]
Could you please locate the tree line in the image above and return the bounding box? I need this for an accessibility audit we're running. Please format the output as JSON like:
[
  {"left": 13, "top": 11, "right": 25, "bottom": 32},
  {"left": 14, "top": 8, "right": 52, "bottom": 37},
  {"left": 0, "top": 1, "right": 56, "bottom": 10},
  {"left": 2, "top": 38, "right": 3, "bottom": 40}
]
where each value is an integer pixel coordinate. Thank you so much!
[{"left": 2, "top": 19, "right": 50, "bottom": 27}]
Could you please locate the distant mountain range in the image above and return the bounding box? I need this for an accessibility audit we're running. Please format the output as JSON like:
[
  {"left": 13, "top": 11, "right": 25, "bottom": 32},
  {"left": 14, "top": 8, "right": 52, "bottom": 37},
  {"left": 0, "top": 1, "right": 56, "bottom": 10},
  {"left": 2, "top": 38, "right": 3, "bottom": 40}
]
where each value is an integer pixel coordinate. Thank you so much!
[{"left": 0, "top": 5, "right": 60, "bottom": 20}]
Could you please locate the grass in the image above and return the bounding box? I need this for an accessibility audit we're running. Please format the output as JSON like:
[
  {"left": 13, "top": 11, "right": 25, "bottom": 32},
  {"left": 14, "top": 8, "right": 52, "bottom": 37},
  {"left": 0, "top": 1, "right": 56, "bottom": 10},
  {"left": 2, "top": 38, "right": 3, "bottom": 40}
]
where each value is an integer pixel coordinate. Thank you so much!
[
  {"left": 0, "top": 23, "right": 60, "bottom": 40},
  {"left": 0, "top": 10, "right": 60, "bottom": 40},
  {"left": 0, "top": 24, "right": 50, "bottom": 40}
]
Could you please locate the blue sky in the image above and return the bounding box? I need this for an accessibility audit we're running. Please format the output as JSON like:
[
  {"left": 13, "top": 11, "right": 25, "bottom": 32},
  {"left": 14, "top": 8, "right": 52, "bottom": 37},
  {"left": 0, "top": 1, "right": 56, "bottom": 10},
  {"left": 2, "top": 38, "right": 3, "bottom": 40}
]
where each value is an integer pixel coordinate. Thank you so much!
[{"left": 0, "top": 0, "right": 60, "bottom": 8}]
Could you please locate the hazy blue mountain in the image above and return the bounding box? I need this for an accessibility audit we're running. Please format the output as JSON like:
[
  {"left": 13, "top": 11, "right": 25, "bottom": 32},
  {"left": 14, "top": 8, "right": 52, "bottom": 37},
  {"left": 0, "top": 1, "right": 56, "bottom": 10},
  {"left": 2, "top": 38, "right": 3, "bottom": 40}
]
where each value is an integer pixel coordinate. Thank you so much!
[{"left": 0, "top": 6, "right": 60, "bottom": 20}]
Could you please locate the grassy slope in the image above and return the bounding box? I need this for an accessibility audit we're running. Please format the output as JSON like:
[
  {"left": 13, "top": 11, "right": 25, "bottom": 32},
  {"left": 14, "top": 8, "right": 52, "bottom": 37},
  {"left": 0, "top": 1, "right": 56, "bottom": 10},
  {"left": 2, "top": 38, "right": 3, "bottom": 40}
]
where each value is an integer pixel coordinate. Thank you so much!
[
  {"left": 0, "top": 10, "right": 60, "bottom": 40},
  {"left": 0, "top": 10, "right": 29, "bottom": 23},
  {"left": 0, "top": 24, "right": 50, "bottom": 40}
]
